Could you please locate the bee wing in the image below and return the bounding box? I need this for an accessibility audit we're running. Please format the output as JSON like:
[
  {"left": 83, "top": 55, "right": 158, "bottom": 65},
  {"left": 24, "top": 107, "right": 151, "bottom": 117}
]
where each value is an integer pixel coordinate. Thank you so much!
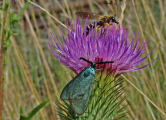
[
  {"left": 60, "top": 68, "right": 88, "bottom": 100},
  {"left": 70, "top": 75, "right": 95, "bottom": 115},
  {"left": 75, "top": 11, "right": 101, "bottom": 19}
]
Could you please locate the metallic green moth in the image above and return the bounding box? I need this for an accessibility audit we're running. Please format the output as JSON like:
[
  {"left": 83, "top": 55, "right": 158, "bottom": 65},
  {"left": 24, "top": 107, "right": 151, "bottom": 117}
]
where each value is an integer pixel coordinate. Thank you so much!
[{"left": 60, "top": 57, "right": 114, "bottom": 115}]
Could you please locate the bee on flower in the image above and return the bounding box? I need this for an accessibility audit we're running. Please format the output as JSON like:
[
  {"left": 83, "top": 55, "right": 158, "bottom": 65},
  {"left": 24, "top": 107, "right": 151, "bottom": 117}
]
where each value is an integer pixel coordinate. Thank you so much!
[{"left": 49, "top": 18, "right": 156, "bottom": 77}]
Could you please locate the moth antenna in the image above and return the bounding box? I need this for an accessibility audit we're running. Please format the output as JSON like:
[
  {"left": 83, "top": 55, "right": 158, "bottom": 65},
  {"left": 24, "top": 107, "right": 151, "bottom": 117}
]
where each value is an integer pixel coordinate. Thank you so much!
[
  {"left": 96, "top": 61, "right": 114, "bottom": 64},
  {"left": 107, "top": 1, "right": 116, "bottom": 17},
  {"left": 79, "top": 57, "right": 93, "bottom": 64}
]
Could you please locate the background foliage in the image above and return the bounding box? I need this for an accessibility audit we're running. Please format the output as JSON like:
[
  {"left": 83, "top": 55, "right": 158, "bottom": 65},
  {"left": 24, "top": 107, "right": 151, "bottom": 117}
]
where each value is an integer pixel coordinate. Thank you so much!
[{"left": 2, "top": 0, "right": 166, "bottom": 119}]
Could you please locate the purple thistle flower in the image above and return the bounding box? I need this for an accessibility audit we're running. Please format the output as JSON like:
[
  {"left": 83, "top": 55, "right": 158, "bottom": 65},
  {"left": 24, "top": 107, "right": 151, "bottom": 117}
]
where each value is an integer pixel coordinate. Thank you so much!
[{"left": 49, "top": 18, "right": 155, "bottom": 76}]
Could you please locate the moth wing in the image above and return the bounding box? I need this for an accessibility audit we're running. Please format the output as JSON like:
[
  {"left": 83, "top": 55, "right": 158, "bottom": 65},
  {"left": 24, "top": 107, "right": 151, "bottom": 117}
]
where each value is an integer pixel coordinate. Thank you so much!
[
  {"left": 60, "top": 78, "right": 74, "bottom": 100},
  {"left": 70, "top": 76, "right": 94, "bottom": 115},
  {"left": 60, "top": 69, "right": 87, "bottom": 100}
]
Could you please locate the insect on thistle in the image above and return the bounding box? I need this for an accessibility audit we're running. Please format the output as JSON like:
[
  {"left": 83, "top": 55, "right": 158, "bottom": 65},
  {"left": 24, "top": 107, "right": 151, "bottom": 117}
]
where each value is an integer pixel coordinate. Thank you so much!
[
  {"left": 60, "top": 57, "right": 114, "bottom": 115},
  {"left": 75, "top": 1, "right": 119, "bottom": 36}
]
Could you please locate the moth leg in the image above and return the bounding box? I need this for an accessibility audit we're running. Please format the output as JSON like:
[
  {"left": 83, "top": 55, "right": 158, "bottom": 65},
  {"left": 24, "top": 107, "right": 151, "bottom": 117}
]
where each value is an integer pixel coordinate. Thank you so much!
[
  {"left": 75, "top": 67, "right": 84, "bottom": 71},
  {"left": 94, "top": 79, "right": 98, "bottom": 82},
  {"left": 94, "top": 79, "right": 102, "bottom": 89},
  {"left": 95, "top": 68, "right": 104, "bottom": 71}
]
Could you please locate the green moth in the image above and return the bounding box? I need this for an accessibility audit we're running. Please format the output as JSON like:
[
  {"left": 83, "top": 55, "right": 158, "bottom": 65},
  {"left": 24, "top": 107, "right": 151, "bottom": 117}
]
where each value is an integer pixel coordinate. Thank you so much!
[{"left": 60, "top": 57, "right": 114, "bottom": 115}]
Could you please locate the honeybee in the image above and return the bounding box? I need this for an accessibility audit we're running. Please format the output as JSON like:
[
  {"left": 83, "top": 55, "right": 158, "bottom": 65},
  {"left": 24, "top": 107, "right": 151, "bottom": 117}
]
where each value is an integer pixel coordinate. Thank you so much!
[{"left": 76, "top": 2, "right": 119, "bottom": 36}]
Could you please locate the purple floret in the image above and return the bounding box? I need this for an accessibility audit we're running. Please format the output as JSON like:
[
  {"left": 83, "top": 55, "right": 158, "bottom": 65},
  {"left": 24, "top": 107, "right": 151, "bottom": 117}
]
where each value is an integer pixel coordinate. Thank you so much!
[{"left": 49, "top": 18, "right": 156, "bottom": 75}]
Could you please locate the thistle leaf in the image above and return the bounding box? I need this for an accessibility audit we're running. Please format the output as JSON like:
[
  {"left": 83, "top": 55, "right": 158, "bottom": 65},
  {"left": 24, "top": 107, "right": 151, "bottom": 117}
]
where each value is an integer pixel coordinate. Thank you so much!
[{"left": 19, "top": 101, "right": 48, "bottom": 120}]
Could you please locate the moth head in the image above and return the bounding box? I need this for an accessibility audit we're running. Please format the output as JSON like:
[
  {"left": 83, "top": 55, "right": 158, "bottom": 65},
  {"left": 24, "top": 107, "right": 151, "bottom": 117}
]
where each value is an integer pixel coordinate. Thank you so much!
[{"left": 90, "top": 63, "right": 96, "bottom": 69}]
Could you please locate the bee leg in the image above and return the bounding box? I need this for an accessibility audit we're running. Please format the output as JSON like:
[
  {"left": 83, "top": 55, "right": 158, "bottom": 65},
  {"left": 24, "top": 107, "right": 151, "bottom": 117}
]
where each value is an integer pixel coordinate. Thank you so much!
[
  {"left": 102, "top": 23, "right": 111, "bottom": 35},
  {"left": 104, "top": 23, "right": 113, "bottom": 28},
  {"left": 95, "top": 26, "right": 100, "bottom": 31},
  {"left": 94, "top": 26, "right": 100, "bottom": 48}
]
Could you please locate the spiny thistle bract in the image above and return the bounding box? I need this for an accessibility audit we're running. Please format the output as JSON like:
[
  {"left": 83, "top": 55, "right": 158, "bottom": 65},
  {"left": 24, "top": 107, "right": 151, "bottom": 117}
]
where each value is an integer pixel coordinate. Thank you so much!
[
  {"left": 49, "top": 18, "right": 155, "bottom": 119},
  {"left": 58, "top": 78, "right": 127, "bottom": 120}
]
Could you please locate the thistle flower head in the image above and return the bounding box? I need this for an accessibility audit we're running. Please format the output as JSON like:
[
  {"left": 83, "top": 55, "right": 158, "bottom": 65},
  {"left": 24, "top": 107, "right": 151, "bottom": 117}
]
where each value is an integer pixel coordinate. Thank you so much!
[{"left": 49, "top": 18, "right": 155, "bottom": 76}]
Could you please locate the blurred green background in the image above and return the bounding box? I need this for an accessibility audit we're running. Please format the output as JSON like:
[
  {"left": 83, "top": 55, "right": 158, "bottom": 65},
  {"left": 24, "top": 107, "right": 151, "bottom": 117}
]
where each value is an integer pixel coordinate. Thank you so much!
[{"left": 2, "top": 0, "right": 166, "bottom": 119}]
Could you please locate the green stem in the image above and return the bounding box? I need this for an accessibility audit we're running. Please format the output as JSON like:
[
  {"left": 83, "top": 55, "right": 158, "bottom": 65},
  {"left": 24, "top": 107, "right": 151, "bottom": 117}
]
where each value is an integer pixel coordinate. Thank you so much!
[{"left": 0, "top": 0, "right": 9, "bottom": 119}]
